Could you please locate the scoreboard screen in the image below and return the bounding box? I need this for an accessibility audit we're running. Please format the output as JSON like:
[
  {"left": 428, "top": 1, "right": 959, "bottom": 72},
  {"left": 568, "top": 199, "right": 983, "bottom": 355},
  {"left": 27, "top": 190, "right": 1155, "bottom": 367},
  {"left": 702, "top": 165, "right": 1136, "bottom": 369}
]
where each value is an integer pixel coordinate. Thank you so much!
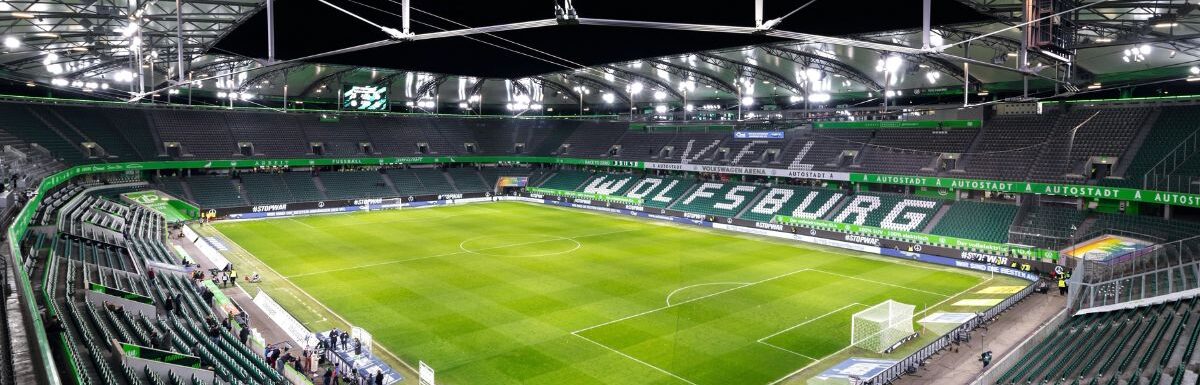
[{"left": 342, "top": 85, "right": 389, "bottom": 111}]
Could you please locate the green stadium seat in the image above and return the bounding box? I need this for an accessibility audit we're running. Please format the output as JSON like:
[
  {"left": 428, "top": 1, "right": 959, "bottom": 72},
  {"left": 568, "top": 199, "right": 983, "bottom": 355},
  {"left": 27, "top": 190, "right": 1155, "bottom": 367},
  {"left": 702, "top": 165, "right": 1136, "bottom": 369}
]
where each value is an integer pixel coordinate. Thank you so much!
[
  {"left": 829, "top": 192, "right": 943, "bottom": 232},
  {"left": 739, "top": 185, "right": 846, "bottom": 222},
  {"left": 930, "top": 201, "right": 1019, "bottom": 243},
  {"left": 670, "top": 181, "right": 762, "bottom": 218}
]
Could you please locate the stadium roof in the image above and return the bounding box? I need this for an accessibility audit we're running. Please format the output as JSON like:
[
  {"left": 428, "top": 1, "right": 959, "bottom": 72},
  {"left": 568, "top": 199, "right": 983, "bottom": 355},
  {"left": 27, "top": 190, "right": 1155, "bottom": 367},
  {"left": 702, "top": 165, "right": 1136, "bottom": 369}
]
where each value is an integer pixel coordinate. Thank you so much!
[{"left": 3, "top": 0, "right": 1200, "bottom": 108}]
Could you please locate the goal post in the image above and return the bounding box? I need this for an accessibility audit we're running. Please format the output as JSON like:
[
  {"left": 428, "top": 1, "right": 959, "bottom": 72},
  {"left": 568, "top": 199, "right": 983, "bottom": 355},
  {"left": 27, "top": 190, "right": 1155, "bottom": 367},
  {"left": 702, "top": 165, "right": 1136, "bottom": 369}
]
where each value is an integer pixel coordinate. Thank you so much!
[{"left": 850, "top": 300, "right": 916, "bottom": 353}]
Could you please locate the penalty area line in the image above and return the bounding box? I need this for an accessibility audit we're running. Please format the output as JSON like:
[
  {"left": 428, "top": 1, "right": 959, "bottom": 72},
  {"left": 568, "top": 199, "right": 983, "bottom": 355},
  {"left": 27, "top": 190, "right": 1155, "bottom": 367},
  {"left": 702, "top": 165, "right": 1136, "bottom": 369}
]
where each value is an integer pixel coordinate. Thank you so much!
[
  {"left": 573, "top": 269, "right": 811, "bottom": 335},
  {"left": 571, "top": 333, "right": 699, "bottom": 385},
  {"left": 757, "top": 302, "right": 867, "bottom": 343},
  {"left": 764, "top": 277, "right": 999, "bottom": 385}
]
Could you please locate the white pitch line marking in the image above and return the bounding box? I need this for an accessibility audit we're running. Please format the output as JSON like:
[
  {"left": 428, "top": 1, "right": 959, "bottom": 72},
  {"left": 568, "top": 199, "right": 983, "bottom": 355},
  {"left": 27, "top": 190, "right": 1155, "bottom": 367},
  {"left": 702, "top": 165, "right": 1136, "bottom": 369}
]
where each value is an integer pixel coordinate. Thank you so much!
[
  {"left": 759, "top": 341, "right": 817, "bottom": 360},
  {"left": 763, "top": 276, "right": 998, "bottom": 385},
  {"left": 572, "top": 333, "right": 699, "bottom": 385},
  {"left": 664, "top": 282, "right": 750, "bottom": 306},
  {"left": 807, "top": 268, "right": 954, "bottom": 298},
  {"left": 286, "top": 228, "right": 638, "bottom": 278},
  {"left": 573, "top": 269, "right": 811, "bottom": 335},
  {"left": 458, "top": 234, "right": 582, "bottom": 258},
  {"left": 757, "top": 303, "right": 866, "bottom": 343}
]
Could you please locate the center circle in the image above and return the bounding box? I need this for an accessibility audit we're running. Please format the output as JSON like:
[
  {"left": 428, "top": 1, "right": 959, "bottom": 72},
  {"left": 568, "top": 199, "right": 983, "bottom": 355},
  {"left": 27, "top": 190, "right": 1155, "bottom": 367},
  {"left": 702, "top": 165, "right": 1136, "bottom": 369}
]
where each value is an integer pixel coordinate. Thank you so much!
[{"left": 459, "top": 234, "right": 581, "bottom": 257}]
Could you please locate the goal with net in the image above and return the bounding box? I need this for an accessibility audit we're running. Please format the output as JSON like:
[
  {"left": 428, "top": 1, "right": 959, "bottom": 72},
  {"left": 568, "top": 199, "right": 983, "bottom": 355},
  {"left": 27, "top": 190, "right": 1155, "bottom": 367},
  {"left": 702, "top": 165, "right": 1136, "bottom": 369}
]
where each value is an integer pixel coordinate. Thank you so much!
[{"left": 850, "top": 300, "right": 916, "bottom": 353}]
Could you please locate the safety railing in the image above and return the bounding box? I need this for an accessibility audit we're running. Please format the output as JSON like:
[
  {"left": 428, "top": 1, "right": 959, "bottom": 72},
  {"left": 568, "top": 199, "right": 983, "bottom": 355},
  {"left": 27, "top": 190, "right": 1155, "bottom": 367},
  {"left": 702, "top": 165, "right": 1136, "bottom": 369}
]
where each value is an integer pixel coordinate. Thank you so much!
[
  {"left": 1143, "top": 128, "right": 1200, "bottom": 193},
  {"left": 860, "top": 282, "right": 1037, "bottom": 385},
  {"left": 1068, "top": 235, "right": 1200, "bottom": 313}
]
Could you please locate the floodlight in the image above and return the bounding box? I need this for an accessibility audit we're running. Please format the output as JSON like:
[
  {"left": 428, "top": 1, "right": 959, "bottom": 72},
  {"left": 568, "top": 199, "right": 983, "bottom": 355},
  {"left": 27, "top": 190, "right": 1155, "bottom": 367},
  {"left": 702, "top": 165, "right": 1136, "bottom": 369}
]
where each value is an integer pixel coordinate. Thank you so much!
[{"left": 629, "top": 82, "right": 644, "bottom": 95}]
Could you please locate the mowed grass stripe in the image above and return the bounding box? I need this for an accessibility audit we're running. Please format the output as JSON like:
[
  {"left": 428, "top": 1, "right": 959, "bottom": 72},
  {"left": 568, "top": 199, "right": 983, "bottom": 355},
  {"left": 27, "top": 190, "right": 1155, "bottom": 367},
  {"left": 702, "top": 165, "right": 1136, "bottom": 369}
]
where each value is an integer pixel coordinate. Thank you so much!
[{"left": 214, "top": 202, "right": 985, "bottom": 385}]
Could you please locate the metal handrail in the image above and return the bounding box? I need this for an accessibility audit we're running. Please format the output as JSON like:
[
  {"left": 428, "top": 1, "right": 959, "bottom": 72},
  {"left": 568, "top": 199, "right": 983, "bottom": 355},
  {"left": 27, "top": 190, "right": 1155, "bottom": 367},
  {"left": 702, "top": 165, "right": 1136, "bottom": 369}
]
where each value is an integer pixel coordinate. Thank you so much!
[{"left": 861, "top": 282, "right": 1037, "bottom": 385}]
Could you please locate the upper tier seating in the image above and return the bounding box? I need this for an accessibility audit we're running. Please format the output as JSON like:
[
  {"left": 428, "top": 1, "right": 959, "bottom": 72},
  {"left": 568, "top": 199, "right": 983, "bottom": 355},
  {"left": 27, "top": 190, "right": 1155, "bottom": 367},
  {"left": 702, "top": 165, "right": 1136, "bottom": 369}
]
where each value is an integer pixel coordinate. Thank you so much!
[
  {"left": 147, "top": 109, "right": 237, "bottom": 159},
  {"left": 0, "top": 103, "right": 85, "bottom": 163},
  {"left": 38, "top": 105, "right": 143, "bottom": 160},
  {"left": 930, "top": 200, "right": 1019, "bottom": 243},
  {"left": 1027, "top": 107, "right": 1150, "bottom": 183},
  {"left": 557, "top": 122, "right": 630, "bottom": 157},
  {"left": 9, "top": 100, "right": 1200, "bottom": 198},
  {"left": 791, "top": 130, "right": 873, "bottom": 171},
  {"left": 859, "top": 128, "right": 978, "bottom": 175},
  {"left": 225, "top": 112, "right": 310, "bottom": 156},
  {"left": 301, "top": 116, "right": 371, "bottom": 156},
  {"left": 1104, "top": 106, "right": 1200, "bottom": 187},
  {"left": 962, "top": 114, "right": 1058, "bottom": 181},
  {"left": 612, "top": 131, "right": 678, "bottom": 160}
]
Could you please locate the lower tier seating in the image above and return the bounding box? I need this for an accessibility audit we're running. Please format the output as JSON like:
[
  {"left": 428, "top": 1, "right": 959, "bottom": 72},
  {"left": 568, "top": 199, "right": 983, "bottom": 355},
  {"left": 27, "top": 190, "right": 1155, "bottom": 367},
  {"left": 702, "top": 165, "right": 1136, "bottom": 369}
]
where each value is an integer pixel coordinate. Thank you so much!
[{"left": 931, "top": 201, "right": 1019, "bottom": 244}]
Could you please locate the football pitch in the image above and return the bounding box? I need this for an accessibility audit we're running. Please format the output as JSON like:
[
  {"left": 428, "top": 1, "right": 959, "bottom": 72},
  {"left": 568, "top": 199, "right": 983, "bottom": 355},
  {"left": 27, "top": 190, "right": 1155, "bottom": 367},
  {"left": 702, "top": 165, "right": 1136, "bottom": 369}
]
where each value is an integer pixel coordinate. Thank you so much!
[{"left": 209, "top": 202, "right": 1023, "bottom": 385}]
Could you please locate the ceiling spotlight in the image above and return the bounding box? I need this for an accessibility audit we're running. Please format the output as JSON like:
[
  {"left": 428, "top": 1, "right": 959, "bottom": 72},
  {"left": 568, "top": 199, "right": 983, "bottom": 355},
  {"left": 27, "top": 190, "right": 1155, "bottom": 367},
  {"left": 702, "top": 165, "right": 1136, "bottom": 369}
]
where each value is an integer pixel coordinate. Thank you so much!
[
  {"left": 788, "top": 95, "right": 803, "bottom": 103},
  {"left": 741, "top": 96, "right": 755, "bottom": 106},
  {"left": 654, "top": 105, "right": 668, "bottom": 114},
  {"left": 1191, "top": 66, "right": 1200, "bottom": 75},
  {"left": 925, "top": 71, "right": 941, "bottom": 84},
  {"left": 3, "top": 37, "right": 19, "bottom": 49},
  {"left": 628, "top": 82, "right": 644, "bottom": 95},
  {"left": 115, "top": 70, "right": 134, "bottom": 82},
  {"left": 601, "top": 93, "right": 615, "bottom": 104},
  {"left": 653, "top": 90, "right": 666, "bottom": 101}
]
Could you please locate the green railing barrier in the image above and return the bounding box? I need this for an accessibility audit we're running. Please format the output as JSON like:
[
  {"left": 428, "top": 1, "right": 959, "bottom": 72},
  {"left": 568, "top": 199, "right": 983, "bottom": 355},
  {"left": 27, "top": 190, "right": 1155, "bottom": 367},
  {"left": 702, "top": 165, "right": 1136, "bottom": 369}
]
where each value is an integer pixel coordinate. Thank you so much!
[
  {"left": 526, "top": 187, "right": 645, "bottom": 205},
  {"left": 772, "top": 215, "right": 1059, "bottom": 260}
]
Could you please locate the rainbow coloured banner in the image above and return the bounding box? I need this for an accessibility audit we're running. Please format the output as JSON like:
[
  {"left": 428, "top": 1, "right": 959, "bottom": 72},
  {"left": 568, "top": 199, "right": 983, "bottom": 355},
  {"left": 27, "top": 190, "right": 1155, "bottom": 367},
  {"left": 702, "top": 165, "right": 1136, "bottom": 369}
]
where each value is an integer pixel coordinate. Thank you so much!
[{"left": 496, "top": 176, "right": 529, "bottom": 188}]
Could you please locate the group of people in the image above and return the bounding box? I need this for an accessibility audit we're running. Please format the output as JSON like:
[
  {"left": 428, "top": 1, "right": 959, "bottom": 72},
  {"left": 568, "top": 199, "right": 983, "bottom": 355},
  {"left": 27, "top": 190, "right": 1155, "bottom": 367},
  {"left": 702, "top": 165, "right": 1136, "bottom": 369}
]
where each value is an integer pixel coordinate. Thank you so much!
[
  {"left": 314, "top": 329, "right": 387, "bottom": 385},
  {"left": 321, "top": 361, "right": 387, "bottom": 385}
]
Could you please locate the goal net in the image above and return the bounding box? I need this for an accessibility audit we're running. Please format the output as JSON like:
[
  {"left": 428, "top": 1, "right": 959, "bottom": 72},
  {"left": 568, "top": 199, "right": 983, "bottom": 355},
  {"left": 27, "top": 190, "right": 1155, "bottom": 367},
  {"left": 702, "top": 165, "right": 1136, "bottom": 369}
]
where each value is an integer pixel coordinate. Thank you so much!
[{"left": 850, "top": 300, "right": 916, "bottom": 353}]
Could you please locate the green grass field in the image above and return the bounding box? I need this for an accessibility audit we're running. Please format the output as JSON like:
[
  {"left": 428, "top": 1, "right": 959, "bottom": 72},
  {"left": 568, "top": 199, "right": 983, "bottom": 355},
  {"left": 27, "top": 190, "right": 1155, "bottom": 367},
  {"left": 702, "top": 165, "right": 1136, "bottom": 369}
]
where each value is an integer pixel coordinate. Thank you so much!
[{"left": 209, "top": 202, "right": 1022, "bottom": 385}]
